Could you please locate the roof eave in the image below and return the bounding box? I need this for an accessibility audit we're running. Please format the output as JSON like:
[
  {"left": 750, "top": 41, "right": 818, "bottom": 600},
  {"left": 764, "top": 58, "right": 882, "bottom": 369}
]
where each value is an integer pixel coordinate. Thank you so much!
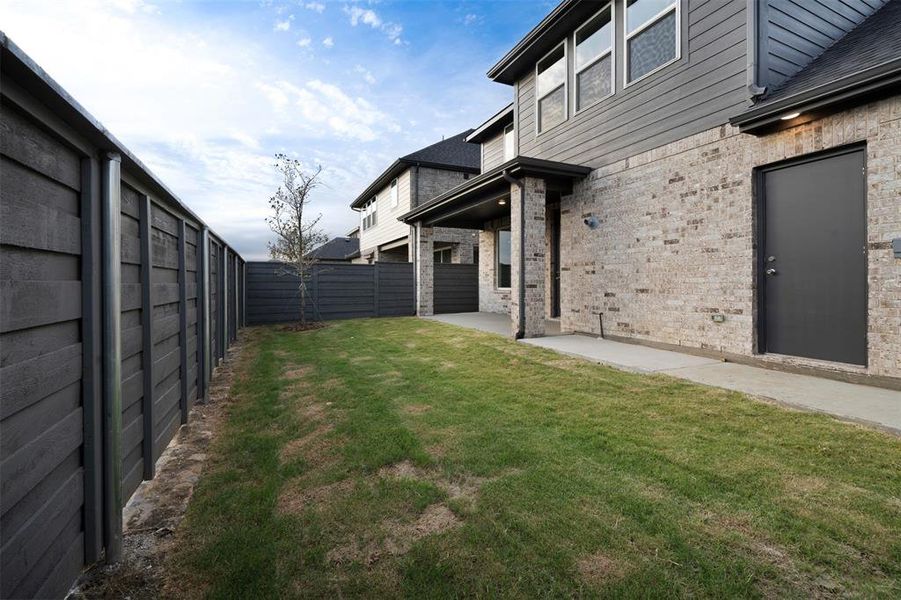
[
  {"left": 731, "top": 59, "right": 901, "bottom": 133},
  {"left": 399, "top": 156, "right": 590, "bottom": 224},
  {"left": 465, "top": 103, "right": 515, "bottom": 144},
  {"left": 487, "top": 0, "right": 579, "bottom": 84}
]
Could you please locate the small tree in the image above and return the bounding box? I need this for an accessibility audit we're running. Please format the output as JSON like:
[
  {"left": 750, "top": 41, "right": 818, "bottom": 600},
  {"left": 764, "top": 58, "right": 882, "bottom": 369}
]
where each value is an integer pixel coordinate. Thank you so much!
[{"left": 266, "top": 153, "right": 328, "bottom": 325}]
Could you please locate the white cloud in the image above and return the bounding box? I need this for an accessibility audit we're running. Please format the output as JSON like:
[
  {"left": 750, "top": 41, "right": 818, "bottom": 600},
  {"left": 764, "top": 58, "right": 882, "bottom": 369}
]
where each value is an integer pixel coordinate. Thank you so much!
[
  {"left": 304, "top": 2, "right": 325, "bottom": 14},
  {"left": 343, "top": 4, "right": 403, "bottom": 44},
  {"left": 354, "top": 64, "right": 376, "bottom": 85},
  {"left": 322, "top": 36, "right": 334, "bottom": 48},
  {"left": 274, "top": 20, "right": 290, "bottom": 31},
  {"left": 257, "top": 79, "right": 398, "bottom": 142},
  {"left": 296, "top": 36, "right": 311, "bottom": 47},
  {"left": 0, "top": 0, "right": 410, "bottom": 259},
  {"left": 462, "top": 13, "right": 480, "bottom": 26}
]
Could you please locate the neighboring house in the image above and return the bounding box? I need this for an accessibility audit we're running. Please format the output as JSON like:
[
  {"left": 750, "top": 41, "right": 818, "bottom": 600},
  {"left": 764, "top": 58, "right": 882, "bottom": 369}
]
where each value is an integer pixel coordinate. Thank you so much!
[
  {"left": 307, "top": 235, "right": 360, "bottom": 263},
  {"left": 401, "top": 0, "right": 901, "bottom": 386},
  {"left": 351, "top": 131, "right": 480, "bottom": 264}
]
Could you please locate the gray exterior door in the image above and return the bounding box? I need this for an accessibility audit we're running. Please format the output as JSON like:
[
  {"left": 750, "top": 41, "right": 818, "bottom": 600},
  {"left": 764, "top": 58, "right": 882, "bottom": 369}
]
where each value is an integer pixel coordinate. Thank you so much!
[{"left": 760, "top": 147, "right": 867, "bottom": 365}]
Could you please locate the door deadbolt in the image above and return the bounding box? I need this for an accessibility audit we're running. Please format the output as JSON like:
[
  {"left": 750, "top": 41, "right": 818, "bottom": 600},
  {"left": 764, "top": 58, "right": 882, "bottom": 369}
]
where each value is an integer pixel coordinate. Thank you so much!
[{"left": 766, "top": 268, "right": 777, "bottom": 276}]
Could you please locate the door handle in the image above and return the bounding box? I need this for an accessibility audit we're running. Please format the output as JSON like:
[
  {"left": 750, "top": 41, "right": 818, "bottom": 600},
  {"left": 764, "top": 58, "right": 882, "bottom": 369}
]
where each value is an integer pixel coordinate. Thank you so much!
[{"left": 766, "top": 268, "right": 777, "bottom": 276}]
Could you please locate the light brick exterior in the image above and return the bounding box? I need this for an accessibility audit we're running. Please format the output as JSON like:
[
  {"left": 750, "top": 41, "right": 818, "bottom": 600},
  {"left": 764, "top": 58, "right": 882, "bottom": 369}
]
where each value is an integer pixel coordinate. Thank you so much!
[
  {"left": 414, "top": 224, "right": 434, "bottom": 316},
  {"left": 554, "top": 96, "right": 900, "bottom": 379},
  {"left": 478, "top": 225, "right": 511, "bottom": 314},
  {"left": 510, "top": 177, "right": 547, "bottom": 338}
]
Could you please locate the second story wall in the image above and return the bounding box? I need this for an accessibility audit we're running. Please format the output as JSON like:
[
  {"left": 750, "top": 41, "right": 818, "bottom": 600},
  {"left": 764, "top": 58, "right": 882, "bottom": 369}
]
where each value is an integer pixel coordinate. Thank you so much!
[
  {"left": 517, "top": 0, "right": 749, "bottom": 170},
  {"left": 482, "top": 129, "right": 506, "bottom": 171},
  {"left": 415, "top": 166, "right": 471, "bottom": 207},
  {"left": 359, "top": 168, "right": 412, "bottom": 251},
  {"left": 760, "top": 0, "right": 888, "bottom": 90}
]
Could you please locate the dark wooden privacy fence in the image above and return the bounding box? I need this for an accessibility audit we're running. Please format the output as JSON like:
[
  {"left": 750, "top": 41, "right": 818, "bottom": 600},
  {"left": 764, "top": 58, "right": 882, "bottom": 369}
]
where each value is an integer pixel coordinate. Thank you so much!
[
  {"left": 246, "top": 262, "right": 415, "bottom": 324},
  {"left": 0, "top": 35, "right": 244, "bottom": 599},
  {"left": 434, "top": 263, "right": 479, "bottom": 314}
]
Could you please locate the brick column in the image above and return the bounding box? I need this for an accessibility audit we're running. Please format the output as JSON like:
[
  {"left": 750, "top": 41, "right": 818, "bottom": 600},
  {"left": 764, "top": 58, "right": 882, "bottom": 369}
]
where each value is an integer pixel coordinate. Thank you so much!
[
  {"left": 415, "top": 223, "right": 434, "bottom": 316},
  {"left": 510, "top": 177, "right": 546, "bottom": 337}
]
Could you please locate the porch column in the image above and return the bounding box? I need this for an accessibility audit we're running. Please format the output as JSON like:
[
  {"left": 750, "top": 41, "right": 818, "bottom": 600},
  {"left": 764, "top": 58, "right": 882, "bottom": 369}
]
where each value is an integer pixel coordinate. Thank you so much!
[
  {"left": 511, "top": 177, "right": 546, "bottom": 337},
  {"left": 414, "top": 222, "right": 434, "bottom": 316}
]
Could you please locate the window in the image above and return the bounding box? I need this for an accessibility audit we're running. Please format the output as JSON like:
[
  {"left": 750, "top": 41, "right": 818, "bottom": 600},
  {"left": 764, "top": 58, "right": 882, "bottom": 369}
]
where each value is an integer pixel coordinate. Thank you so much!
[
  {"left": 434, "top": 247, "right": 452, "bottom": 264},
  {"left": 574, "top": 4, "right": 614, "bottom": 112},
  {"left": 496, "top": 228, "right": 511, "bottom": 288},
  {"left": 503, "top": 124, "right": 515, "bottom": 161},
  {"left": 361, "top": 197, "right": 378, "bottom": 230},
  {"left": 390, "top": 178, "right": 398, "bottom": 207},
  {"left": 625, "top": 0, "right": 679, "bottom": 84},
  {"left": 535, "top": 43, "right": 566, "bottom": 133}
]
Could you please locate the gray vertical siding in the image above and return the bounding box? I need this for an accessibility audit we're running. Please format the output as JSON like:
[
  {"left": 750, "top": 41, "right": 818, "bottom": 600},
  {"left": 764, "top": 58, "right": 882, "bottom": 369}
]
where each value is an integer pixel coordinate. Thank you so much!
[
  {"left": 761, "top": 0, "right": 887, "bottom": 90},
  {"left": 517, "top": 0, "right": 749, "bottom": 170},
  {"left": 1, "top": 36, "right": 245, "bottom": 599}
]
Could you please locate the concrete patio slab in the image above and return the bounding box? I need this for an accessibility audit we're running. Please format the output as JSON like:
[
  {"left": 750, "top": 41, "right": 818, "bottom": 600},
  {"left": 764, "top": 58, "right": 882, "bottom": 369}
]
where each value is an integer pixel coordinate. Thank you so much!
[
  {"left": 526, "top": 334, "right": 901, "bottom": 434},
  {"left": 424, "top": 313, "right": 901, "bottom": 434},
  {"left": 523, "top": 335, "right": 722, "bottom": 373}
]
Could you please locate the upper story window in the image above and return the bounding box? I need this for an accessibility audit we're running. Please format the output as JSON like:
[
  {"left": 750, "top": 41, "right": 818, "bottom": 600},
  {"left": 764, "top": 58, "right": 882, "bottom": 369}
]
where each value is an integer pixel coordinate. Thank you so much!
[
  {"left": 625, "top": 0, "right": 679, "bottom": 84},
  {"left": 503, "top": 124, "right": 515, "bottom": 160},
  {"left": 390, "top": 178, "right": 398, "bottom": 207},
  {"left": 574, "top": 4, "right": 613, "bottom": 112},
  {"left": 535, "top": 43, "right": 566, "bottom": 134},
  {"left": 361, "top": 197, "right": 378, "bottom": 230}
]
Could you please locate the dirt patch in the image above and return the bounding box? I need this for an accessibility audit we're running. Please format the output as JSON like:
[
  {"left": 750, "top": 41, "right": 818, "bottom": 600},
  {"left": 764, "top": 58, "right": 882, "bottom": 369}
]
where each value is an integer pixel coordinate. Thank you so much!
[
  {"left": 73, "top": 332, "right": 251, "bottom": 599},
  {"left": 280, "top": 422, "right": 337, "bottom": 465},
  {"left": 280, "top": 321, "right": 327, "bottom": 333},
  {"left": 327, "top": 503, "right": 462, "bottom": 566},
  {"left": 403, "top": 404, "right": 431, "bottom": 415},
  {"left": 277, "top": 478, "right": 355, "bottom": 515},
  {"left": 377, "top": 460, "right": 505, "bottom": 509},
  {"left": 576, "top": 551, "right": 625, "bottom": 586},
  {"left": 283, "top": 364, "right": 313, "bottom": 379}
]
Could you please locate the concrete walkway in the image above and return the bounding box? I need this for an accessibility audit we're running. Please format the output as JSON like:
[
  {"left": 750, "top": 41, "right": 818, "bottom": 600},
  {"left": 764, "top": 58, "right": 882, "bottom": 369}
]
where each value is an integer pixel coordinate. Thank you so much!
[{"left": 426, "top": 312, "right": 901, "bottom": 434}]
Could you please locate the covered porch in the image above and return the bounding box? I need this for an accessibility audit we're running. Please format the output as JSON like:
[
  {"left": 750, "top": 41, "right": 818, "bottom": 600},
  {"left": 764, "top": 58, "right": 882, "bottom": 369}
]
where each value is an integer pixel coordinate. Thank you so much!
[{"left": 401, "top": 157, "right": 590, "bottom": 338}]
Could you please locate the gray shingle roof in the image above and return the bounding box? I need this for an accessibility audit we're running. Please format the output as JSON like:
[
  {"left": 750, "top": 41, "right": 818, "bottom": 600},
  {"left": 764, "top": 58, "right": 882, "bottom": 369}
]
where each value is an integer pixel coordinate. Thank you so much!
[
  {"left": 308, "top": 236, "right": 360, "bottom": 261},
  {"left": 399, "top": 129, "right": 480, "bottom": 170},
  {"left": 758, "top": 0, "right": 901, "bottom": 107}
]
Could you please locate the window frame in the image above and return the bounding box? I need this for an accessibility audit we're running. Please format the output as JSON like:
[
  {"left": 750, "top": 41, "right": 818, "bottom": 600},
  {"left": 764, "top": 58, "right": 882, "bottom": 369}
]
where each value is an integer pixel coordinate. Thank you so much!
[
  {"left": 503, "top": 123, "right": 515, "bottom": 161},
  {"left": 390, "top": 178, "right": 398, "bottom": 207},
  {"left": 623, "top": 0, "right": 681, "bottom": 88},
  {"left": 573, "top": 2, "right": 616, "bottom": 115},
  {"left": 495, "top": 227, "right": 512, "bottom": 289},
  {"left": 433, "top": 246, "right": 453, "bottom": 264},
  {"left": 534, "top": 41, "right": 568, "bottom": 136}
]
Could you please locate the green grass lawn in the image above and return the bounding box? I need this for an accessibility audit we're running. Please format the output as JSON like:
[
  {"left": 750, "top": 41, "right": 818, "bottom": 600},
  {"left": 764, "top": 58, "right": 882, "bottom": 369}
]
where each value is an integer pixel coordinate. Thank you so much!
[{"left": 167, "top": 318, "right": 901, "bottom": 599}]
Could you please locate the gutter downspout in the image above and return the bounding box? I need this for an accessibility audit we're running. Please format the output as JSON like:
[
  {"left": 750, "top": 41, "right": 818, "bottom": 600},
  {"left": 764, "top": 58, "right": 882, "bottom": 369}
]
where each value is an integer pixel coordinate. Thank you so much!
[
  {"left": 101, "top": 152, "right": 123, "bottom": 562},
  {"left": 746, "top": 0, "right": 767, "bottom": 101},
  {"left": 502, "top": 169, "right": 526, "bottom": 339}
]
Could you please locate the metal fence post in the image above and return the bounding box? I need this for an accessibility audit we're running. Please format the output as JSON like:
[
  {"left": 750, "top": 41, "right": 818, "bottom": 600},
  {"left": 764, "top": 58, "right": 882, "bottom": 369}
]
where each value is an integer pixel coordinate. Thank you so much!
[
  {"left": 200, "top": 229, "right": 211, "bottom": 402},
  {"left": 373, "top": 263, "right": 380, "bottom": 317},
  {"left": 101, "top": 152, "right": 123, "bottom": 563},
  {"left": 139, "top": 195, "right": 155, "bottom": 480},
  {"left": 177, "top": 220, "right": 189, "bottom": 424},
  {"left": 220, "top": 246, "right": 228, "bottom": 356}
]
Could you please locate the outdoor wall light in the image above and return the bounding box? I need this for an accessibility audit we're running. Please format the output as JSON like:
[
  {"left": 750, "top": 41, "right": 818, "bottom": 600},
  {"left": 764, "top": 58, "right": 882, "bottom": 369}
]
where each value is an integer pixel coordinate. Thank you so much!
[
  {"left": 583, "top": 215, "right": 600, "bottom": 230},
  {"left": 780, "top": 112, "right": 801, "bottom": 120}
]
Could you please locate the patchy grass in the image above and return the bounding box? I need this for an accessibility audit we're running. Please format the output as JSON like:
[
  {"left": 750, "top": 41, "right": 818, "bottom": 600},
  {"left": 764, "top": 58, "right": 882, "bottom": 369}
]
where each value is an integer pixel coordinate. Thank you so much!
[{"left": 166, "top": 318, "right": 901, "bottom": 598}]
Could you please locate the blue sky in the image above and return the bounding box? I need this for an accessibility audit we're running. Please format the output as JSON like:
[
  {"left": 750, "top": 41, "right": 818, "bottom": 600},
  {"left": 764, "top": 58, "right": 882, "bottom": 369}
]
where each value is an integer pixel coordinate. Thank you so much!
[{"left": 0, "top": 0, "right": 555, "bottom": 259}]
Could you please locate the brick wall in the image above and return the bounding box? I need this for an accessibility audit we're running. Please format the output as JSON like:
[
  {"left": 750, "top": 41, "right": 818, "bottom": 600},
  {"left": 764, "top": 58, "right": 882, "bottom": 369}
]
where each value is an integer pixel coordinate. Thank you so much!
[
  {"left": 560, "top": 95, "right": 900, "bottom": 378},
  {"left": 478, "top": 223, "right": 511, "bottom": 314}
]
